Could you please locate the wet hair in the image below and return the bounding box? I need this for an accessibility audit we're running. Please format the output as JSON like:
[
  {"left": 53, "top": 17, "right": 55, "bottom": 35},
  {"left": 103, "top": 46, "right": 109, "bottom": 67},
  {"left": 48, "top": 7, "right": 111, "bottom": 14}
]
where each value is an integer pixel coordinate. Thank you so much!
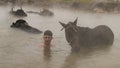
[{"left": 44, "top": 30, "right": 53, "bottom": 37}]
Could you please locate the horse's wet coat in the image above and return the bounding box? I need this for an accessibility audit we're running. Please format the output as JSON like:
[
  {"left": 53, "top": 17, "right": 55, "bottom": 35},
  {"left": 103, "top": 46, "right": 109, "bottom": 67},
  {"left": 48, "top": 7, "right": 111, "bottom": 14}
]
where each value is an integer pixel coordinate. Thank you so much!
[{"left": 60, "top": 18, "right": 114, "bottom": 52}]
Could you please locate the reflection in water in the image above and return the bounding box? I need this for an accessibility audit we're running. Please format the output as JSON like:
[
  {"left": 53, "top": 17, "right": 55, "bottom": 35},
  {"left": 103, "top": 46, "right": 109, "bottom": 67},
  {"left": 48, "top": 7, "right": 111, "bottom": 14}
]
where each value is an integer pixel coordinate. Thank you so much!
[
  {"left": 43, "top": 46, "right": 51, "bottom": 61},
  {"left": 79, "top": 44, "right": 112, "bottom": 54},
  {"left": 62, "top": 45, "right": 111, "bottom": 68},
  {"left": 62, "top": 52, "right": 80, "bottom": 68},
  {"left": 43, "top": 46, "right": 52, "bottom": 68}
]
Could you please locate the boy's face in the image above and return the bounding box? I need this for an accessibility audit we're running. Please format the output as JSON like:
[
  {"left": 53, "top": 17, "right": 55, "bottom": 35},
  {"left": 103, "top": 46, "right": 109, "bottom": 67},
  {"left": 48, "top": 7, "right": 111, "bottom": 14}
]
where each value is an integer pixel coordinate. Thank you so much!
[{"left": 43, "top": 35, "right": 53, "bottom": 45}]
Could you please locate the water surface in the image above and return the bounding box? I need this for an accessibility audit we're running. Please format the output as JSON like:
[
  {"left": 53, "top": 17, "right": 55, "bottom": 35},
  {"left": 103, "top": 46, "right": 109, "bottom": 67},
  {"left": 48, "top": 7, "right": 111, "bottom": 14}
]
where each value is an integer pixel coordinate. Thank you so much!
[{"left": 0, "top": 5, "right": 120, "bottom": 68}]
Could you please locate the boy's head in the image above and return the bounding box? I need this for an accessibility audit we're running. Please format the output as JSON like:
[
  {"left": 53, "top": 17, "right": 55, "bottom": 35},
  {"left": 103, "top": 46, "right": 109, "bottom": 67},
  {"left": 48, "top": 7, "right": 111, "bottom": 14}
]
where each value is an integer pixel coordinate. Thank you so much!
[
  {"left": 44, "top": 30, "right": 53, "bottom": 37},
  {"left": 43, "top": 30, "right": 53, "bottom": 46}
]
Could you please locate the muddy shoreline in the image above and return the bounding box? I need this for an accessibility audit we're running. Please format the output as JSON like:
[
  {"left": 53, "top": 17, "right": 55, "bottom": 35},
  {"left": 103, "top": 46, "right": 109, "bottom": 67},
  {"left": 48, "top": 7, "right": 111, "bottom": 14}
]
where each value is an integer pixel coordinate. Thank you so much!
[{"left": 1, "top": 0, "right": 120, "bottom": 14}]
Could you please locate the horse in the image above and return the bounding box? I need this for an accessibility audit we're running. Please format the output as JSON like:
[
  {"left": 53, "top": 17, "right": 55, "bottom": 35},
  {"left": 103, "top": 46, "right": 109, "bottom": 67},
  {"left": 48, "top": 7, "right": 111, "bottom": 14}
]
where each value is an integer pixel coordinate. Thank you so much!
[
  {"left": 11, "top": 19, "right": 42, "bottom": 34},
  {"left": 59, "top": 18, "right": 114, "bottom": 52}
]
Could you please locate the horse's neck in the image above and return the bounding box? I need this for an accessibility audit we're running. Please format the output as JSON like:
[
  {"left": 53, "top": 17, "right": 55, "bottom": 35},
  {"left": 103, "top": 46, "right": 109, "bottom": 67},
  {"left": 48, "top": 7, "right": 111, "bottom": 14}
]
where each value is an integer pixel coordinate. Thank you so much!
[
  {"left": 78, "top": 26, "right": 91, "bottom": 31},
  {"left": 78, "top": 26, "right": 92, "bottom": 34}
]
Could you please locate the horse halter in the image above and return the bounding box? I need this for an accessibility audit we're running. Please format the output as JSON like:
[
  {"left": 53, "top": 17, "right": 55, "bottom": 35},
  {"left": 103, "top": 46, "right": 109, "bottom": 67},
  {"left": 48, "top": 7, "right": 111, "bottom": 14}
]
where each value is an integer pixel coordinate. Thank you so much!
[{"left": 61, "top": 27, "right": 64, "bottom": 31}]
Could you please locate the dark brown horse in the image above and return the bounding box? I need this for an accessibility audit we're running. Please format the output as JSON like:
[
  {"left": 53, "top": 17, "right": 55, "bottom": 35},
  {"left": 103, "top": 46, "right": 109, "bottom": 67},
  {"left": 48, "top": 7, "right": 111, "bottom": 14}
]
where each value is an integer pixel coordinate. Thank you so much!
[{"left": 59, "top": 18, "right": 114, "bottom": 52}]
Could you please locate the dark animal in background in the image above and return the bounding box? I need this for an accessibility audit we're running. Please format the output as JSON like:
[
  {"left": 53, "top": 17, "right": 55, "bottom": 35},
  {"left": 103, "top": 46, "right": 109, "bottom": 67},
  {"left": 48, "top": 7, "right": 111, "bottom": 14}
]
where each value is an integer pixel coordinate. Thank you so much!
[
  {"left": 59, "top": 18, "right": 114, "bottom": 52},
  {"left": 10, "top": 7, "right": 27, "bottom": 17},
  {"left": 39, "top": 8, "right": 54, "bottom": 16},
  {"left": 11, "top": 19, "right": 42, "bottom": 34},
  {"left": 27, "top": 8, "right": 54, "bottom": 16}
]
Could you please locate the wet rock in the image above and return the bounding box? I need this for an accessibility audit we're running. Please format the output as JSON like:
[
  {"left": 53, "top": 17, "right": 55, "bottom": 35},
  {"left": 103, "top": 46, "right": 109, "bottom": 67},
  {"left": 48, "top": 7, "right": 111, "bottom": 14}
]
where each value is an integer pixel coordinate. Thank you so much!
[
  {"left": 39, "top": 8, "right": 54, "bottom": 16},
  {"left": 10, "top": 8, "right": 27, "bottom": 17},
  {"left": 93, "top": 2, "right": 120, "bottom": 13},
  {"left": 71, "top": 2, "right": 80, "bottom": 8},
  {"left": 93, "top": 8, "right": 105, "bottom": 13}
]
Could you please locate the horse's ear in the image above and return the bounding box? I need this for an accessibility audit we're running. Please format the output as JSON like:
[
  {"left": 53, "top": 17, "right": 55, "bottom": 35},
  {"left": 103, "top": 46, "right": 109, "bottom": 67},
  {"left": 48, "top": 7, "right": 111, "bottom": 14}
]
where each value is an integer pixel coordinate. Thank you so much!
[
  {"left": 73, "top": 17, "right": 78, "bottom": 25},
  {"left": 59, "top": 21, "right": 67, "bottom": 28}
]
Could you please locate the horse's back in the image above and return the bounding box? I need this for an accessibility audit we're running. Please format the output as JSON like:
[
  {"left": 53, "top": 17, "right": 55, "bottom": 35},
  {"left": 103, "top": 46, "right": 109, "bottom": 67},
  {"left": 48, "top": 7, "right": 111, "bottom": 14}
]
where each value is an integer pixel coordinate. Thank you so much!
[
  {"left": 77, "top": 25, "right": 114, "bottom": 45},
  {"left": 93, "top": 25, "right": 114, "bottom": 37},
  {"left": 93, "top": 25, "right": 114, "bottom": 45}
]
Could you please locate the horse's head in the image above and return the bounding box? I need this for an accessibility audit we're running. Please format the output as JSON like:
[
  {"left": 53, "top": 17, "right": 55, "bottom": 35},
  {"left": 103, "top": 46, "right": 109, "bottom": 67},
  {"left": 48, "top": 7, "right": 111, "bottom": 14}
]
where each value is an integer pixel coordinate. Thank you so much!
[
  {"left": 59, "top": 18, "right": 81, "bottom": 52},
  {"left": 59, "top": 18, "right": 79, "bottom": 44}
]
